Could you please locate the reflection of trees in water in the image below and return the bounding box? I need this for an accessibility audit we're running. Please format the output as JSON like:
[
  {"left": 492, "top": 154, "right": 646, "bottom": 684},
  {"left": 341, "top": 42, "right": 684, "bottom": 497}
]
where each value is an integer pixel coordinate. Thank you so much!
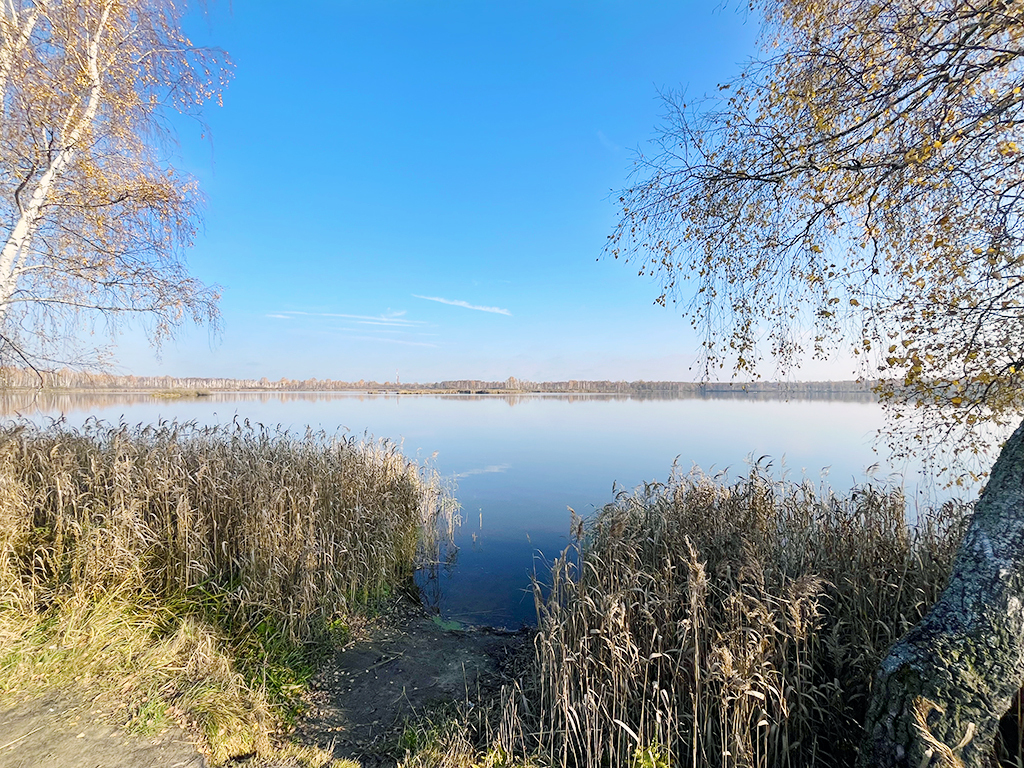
[
  {"left": 0, "top": 390, "right": 157, "bottom": 416},
  {"left": 0, "top": 388, "right": 878, "bottom": 417}
]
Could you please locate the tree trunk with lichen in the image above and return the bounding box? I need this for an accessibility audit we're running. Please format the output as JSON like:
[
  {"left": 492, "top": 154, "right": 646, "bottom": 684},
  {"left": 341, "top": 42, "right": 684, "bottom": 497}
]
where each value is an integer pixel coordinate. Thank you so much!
[{"left": 859, "top": 418, "right": 1024, "bottom": 768}]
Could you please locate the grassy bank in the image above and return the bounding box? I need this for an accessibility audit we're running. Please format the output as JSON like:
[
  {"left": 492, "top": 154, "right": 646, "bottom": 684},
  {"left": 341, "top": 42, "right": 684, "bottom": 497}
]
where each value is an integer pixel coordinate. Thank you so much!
[
  {"left": 0, "top": 420, "right": 455, "bottom": 764},
  {"left": 417, "top": 467, "right": 972, "bottom": 768}
]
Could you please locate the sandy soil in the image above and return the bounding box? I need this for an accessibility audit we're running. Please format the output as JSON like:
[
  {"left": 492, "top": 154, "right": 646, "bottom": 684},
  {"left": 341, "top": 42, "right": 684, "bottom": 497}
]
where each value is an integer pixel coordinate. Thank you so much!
[{"left": 0, "top": 600, "right": 532, "bottom": 768}]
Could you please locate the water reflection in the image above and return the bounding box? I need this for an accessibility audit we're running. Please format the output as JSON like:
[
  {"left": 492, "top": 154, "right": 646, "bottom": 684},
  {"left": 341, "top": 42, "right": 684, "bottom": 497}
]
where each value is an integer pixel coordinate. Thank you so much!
[
  {"left": 0, "top": 387, "right": 878, "bottom": 418},
  {"left": 0, "top": 389, "right": 160, "bottom": 416},
  {"left": 2, "top": 389, "right": 956, "bottom": 628}
]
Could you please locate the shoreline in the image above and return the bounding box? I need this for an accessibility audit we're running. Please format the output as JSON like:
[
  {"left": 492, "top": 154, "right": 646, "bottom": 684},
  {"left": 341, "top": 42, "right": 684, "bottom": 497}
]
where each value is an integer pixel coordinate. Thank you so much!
[{"left": 0, "top": 385, "right": 880, "bottom": 403}]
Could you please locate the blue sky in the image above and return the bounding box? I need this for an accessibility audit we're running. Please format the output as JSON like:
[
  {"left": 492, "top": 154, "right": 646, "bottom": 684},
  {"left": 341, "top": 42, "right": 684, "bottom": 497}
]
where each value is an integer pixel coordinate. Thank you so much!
[{"left": 113, "top": 1, "right": 825, "bottom": 383}]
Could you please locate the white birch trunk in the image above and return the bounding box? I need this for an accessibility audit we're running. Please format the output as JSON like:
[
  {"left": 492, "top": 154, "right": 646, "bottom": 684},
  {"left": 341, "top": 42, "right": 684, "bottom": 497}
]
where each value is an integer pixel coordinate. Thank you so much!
[
  {"left": 0, "top": 1, "right": 42, "bottom": 107},
  {"left": 0, "top": 0, "right": 110, "bottom": 323}
]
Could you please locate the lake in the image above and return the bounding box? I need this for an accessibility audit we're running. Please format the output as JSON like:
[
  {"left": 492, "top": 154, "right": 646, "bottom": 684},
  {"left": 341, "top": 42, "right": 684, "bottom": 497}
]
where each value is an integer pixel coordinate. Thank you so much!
[{"left": 1, "top": 390, "right": 951, "bottom": 629}]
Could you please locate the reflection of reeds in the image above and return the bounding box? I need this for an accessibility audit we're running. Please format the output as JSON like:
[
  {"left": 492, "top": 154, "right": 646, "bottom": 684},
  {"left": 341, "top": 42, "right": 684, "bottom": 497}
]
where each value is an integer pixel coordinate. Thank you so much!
[
  {"left": 0, "top": 419, "right": 454, "bottom": 763},
  {"left": 528, "top": 468, "right": 969, "bottom": 768}
]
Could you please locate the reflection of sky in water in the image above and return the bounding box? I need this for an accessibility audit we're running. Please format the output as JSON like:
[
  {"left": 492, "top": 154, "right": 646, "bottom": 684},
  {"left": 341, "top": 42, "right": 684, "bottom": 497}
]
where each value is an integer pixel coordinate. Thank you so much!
[{"left": 7, "top": 392, "right": 967, "bottom": 629}]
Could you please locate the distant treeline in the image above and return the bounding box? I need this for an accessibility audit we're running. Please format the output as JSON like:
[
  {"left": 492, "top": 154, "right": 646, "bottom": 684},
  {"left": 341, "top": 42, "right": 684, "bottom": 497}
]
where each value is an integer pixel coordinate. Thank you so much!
[{"left": 0, "top": 368, "right": 880, "bottom": 401}]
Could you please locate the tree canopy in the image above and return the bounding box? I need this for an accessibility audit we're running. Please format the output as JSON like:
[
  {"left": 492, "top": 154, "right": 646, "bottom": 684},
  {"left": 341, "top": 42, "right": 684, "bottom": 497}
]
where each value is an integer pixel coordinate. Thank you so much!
[
  {"left": 609, "top": 0, "right": 1024, "bottom": 478},
  {"left": 0, "top": 0, "right": 230, "bottom": 372}
]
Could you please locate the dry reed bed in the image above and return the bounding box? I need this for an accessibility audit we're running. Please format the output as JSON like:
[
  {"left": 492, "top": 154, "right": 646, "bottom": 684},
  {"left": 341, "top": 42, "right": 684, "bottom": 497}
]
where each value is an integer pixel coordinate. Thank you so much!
[
  {"left": 528, "top": 467, "right": 970, "bottom": 768},
  {"left": 0, "top": 419, "right": 454, "bottom": 763}
]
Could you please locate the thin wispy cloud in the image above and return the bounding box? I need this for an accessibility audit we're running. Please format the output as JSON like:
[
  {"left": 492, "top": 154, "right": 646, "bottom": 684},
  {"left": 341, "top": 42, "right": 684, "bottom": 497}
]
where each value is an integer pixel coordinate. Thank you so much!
[
  {"left": 340, "top": 326, "right": 404, "bottom": 334},
  {"left": 266, "top": 309, "right": 438, "bottom": 348},
  {"left": 269, "top": 310, "right": 425, "bottom": 327},
  {"left": 413, "top": 295, "right": 511, "bottom": 316},
  {"left": 597, "top": 129, "right": 621, "bottom": 152},
  {"left": 340, "top": 334, "right": 437, "bottom": 348}
]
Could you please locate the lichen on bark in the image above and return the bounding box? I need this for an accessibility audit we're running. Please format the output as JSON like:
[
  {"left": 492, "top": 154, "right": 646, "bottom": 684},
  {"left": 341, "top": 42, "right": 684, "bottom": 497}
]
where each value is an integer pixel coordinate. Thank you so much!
[{"left": 859, "top": 418, "right": 1024, "bottom": 767}]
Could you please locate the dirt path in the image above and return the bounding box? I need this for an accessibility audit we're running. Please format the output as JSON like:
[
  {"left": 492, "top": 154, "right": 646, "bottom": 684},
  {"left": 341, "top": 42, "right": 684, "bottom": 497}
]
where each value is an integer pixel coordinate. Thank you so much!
[
  {"left": 0, "top": 600, "right": 532, "bottom": 768},
  {"left": 0, "top": 691, "right": 203, "bottom": 768}
]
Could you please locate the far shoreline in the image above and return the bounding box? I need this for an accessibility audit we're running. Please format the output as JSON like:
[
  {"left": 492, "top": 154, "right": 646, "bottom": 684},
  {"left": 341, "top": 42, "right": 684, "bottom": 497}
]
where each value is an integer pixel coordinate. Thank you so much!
[{"left": 0, "top": 367, "right": 881, "bottom": 403}]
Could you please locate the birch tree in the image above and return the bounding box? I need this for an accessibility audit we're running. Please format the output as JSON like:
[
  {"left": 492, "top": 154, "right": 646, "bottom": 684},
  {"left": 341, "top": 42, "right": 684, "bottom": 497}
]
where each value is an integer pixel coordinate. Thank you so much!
[
  {"left": 609, "top": 0, "right": 1024, "bottom": 764},
  {"left": 610, "top": 0, "right": 1024, "bottom": 481},
  {"left": 0, "top": 0, "right": 229, "bottom": 371}
]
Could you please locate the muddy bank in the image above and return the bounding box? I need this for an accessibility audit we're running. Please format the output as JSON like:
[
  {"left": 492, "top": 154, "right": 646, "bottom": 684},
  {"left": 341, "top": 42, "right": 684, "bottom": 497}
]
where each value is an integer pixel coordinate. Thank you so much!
[{"left": 293, "top": 598, "right": 532, "bottom": 767}]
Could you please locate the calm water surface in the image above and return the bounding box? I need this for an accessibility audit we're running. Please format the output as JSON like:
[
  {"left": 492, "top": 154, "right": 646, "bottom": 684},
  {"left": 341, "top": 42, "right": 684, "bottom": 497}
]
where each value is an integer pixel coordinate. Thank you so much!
[{"left": 6, "top": 391, "right": 942, "bottom": 628}]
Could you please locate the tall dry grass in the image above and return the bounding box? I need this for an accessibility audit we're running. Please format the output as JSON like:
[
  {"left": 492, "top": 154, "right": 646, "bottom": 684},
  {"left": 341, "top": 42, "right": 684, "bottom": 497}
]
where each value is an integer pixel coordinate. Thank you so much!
[
  {"left": 528, "top": 466, "right": 970, "bottom": 768},
  {"left": 0, "top": 418, "right": 454, "bottom": 763}
]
